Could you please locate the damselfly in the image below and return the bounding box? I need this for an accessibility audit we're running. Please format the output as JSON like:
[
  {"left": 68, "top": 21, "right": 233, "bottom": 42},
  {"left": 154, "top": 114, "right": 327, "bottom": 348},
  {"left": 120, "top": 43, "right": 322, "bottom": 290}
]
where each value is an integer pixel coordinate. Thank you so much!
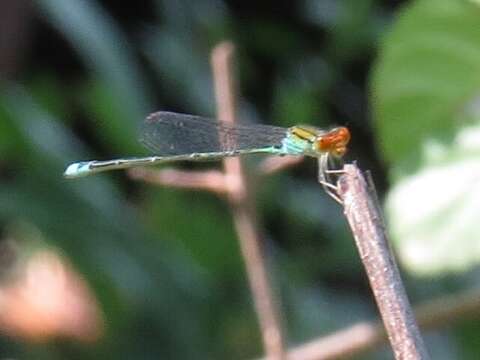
[{"left": 64, "top": 112, "right": 350, "bottom": 200}]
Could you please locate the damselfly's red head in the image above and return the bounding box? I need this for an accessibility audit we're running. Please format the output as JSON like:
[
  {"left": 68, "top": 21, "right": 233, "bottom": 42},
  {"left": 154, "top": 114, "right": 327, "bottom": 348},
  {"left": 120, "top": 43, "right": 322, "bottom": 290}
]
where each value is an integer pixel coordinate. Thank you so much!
[{"left": 316, "top": 127, "right": 350, "bottom": 158}]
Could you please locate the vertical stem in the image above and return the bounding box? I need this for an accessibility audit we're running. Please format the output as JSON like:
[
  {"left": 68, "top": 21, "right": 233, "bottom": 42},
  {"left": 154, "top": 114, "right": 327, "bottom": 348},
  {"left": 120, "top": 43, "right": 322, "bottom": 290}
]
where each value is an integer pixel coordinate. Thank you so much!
[
  {"left": 337, "top": 164, "right": 430, "bottom": 360},
  {"left": 211, "top": 42, "right": 286, "bottom": 360}
]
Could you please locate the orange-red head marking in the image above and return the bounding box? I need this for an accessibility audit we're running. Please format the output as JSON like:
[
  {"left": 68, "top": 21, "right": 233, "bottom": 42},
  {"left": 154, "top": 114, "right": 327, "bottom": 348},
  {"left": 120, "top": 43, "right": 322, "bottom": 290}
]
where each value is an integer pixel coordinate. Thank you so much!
[{"left": 316, "top": 127, "right": 350, "bottom": 157}]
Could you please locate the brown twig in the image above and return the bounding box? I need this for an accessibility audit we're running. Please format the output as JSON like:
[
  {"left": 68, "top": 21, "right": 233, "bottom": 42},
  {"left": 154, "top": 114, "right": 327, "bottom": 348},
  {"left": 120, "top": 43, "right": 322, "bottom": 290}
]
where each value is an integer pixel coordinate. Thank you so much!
[
  {"left": 336, "top": 164, "right": 429, "bottom": 359},
  {"left": 414, "top": 287, "right": 480, "bottom": 329},
  {"left": 257, "top": 155, "right": 304, "bottom": 176},
  {"left": 128, "top": 154, "right": 304, "bottom": 191},
  {"left": 283, "top": 322, "right": 384, "bottom": 360},
  {"left": 128, "top": 167, "right": 228, "bottom": 195},
  {"left": 257, "top": 286, "right": 480, "bottom": 360},
  {"left": 211, "top": 41, "right": 286, "bottom": 360}
]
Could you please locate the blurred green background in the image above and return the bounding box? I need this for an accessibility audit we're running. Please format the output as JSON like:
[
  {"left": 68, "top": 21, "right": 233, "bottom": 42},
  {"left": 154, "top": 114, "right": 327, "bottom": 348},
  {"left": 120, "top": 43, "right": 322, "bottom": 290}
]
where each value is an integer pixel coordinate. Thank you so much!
[{"left": 1, "top": 0, "right": 480, "bottom": 359}]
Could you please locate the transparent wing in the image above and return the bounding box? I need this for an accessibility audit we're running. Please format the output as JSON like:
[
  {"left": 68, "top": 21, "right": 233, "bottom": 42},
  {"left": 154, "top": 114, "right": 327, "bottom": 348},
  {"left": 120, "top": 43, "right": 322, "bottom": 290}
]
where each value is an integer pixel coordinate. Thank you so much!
[{"left": 140, "top": 112, "right": 288, "bottom": 155}]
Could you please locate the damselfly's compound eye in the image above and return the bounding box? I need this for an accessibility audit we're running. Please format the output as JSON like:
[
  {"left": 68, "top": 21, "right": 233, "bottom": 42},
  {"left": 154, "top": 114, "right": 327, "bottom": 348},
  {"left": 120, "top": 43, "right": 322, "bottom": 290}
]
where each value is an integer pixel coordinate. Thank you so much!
[{"left": 316, "top": 127, "right": 351, "bottom": 157}]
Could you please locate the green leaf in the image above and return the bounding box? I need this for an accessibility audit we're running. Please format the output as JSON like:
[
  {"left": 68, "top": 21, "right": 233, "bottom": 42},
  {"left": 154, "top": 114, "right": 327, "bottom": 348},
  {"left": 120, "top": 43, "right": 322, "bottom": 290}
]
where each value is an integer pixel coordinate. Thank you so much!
[
  {"left": 371, "top": 0, "right": 480, "bottom": 275},
  {"left": 371, "top": 0, "right": 480, "bottom": 177},
  {"left": 386, "top": 124, "right": 480, "bottom": 275}
]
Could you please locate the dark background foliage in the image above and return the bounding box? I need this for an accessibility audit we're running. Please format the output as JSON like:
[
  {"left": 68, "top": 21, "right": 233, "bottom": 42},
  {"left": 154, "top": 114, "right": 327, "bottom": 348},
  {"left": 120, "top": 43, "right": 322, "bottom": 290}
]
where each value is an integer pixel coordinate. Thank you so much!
[{"left": 1, "top": 0, "right": 479, "bottom": 359}]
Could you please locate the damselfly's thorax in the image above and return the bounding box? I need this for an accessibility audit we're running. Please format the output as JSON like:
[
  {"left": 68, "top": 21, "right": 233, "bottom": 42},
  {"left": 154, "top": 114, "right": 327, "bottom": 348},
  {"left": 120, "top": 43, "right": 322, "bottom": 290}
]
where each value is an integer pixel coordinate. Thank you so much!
[{"left": 284, "top": 125, "right": 350, "bottom": 158}]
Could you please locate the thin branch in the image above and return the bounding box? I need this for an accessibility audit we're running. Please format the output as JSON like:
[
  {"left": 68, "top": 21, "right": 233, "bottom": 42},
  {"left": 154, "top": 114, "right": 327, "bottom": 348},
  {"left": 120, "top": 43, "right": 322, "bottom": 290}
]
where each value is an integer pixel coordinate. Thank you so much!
[
  {"left": 257, "top": 155, "right": 304, "bottom": 176},
  {"left": 285, "top": 322, "right": 384, "bottom": 360},
  {"left": 414, "top": 287, "right": 480, "bottom": 330},
  {"left": 211, "top": 41, "right": 286, "bottom": 360},
  {"left": 257, "top": 287, "right": 480, "bottom": 360},
  {"left": 128, "top": 167, "right": 228, "bottom": 195},
  {"left": 128, "top": 154, "right": 304, "bottom": 193},
  {"left": 336, "top": 164, "right": 430, "bottom": 359}
]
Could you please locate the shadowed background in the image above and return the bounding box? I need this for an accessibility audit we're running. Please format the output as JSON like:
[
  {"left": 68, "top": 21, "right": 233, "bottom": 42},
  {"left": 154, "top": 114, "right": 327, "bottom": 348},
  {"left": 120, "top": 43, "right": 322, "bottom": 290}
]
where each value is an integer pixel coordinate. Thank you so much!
[{"left": 1, "top": 1, "right": 480, "bottom": 359}]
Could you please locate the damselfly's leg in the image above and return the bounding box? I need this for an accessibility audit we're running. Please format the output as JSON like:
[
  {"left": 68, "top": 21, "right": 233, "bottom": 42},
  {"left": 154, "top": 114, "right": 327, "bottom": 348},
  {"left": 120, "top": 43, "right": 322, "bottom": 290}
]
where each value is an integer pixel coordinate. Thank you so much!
[
  {"left": 324, "top": 169, "right": 346, "bottom": 175},
  {"left": 317, "top": 154, "right": 343, "bottom": 204}
]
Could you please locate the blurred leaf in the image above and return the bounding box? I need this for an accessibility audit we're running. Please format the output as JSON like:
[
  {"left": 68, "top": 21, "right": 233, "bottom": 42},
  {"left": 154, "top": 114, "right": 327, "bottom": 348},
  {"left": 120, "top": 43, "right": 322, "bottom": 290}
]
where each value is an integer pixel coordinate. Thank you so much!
[
  {"left": 302, "top": 0, "right": 341, "bottom": 29},
  {"left": 242, "top": 20, "right": 302, "bottom": 56},
  {"left": 81, "top": 80, "right": 147, "bottom": 154},
  {"left": 274, "top": 178, "right": 359, "bottom": 277},
  {"left": 143, "top": 28, "right": 215, "bottom": 114},
  {"left": 1, "top": 85, "right": 82, "bottom": 167},
  {"left": 0, "top": 85, "right": 212, "bottom": 358},
  {"left": 303, "top": 0, "right": 381, "bottom": 62},
  {"left": 0, "top": 102, "right": 24, "bottom": 161},
  {"left": 35, "top": 0, "right": 153, "bottom": 151},
  {"left": 387, "top": 124, "right": 480, "bottom": 275},
  {"left": 272, "top": 57, "right": 332, "bottom": 127},
  {"left": 372, "top": 0, "right": 480, "bottom": 275},
  {"left": 145, "top": 0, "right": 231, "bottom": 114},
  {"left": 284, "top": 285, "right": 372, "bottom": 343},
  {"left": 371, "top": 0, "right": 480, "bottom": 177},
  {"left": 144, "top": 188, "right": 243, "bottom": 278},
  {"left": 29, "top": 74, "right": 70, "bottom": 121},
  {"left": 154, "top": 0, "right": 228, "bottom": 32},
  {"left": 457, "top": 319, "right": 480, "bottom": 359}
]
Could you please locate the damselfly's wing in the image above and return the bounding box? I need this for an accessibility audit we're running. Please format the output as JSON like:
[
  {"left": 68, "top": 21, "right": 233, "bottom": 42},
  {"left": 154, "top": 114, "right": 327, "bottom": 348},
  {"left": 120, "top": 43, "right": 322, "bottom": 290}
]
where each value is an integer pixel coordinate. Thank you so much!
[{"left": 140, "top": 112, "right": 287, "bottom": 155}]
